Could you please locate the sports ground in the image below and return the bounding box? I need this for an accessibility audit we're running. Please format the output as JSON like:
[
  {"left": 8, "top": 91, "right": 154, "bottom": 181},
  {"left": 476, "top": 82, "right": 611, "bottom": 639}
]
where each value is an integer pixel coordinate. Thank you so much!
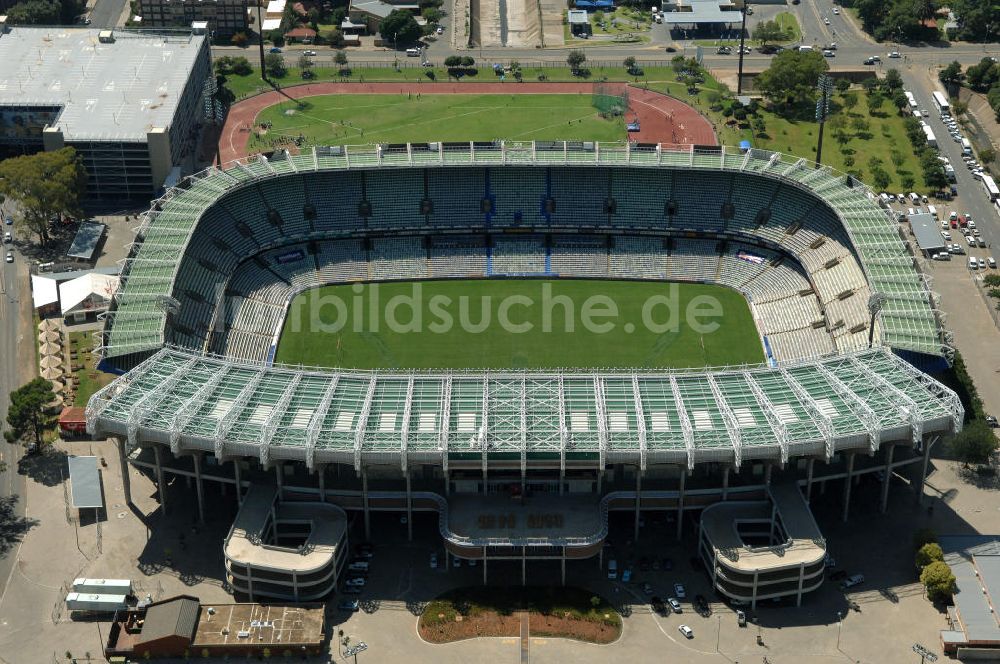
[
  {"left": 274, "top": 280, "right": 764, "bottom": 370},
  {"left": 219, "top": 82, "right": 717, "bottom": 162},
  {"left": 249, "top": 93, "right": 626, "bottom": 150}
]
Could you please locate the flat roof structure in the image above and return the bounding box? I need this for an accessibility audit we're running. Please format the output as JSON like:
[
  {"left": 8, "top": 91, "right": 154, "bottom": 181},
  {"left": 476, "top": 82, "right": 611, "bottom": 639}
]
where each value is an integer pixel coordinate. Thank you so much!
[
  {"left": 192, "top": 603, "right": 324, "bottom": 648},
  {"left": 939, "top": 536, "right": 1000, "bottom": 648},
  {"left": 909, "top": 212, "right": 945, "bottom": 254},
  {"left": 68, "top": 455, "right": 103, "bottom": 509},
  {"left": 663, "top": 0, "right": 741, "bottom": 25},
  {"left": 67, "top": 222, "right": 105, "bottom": 261},
  {"left": 0, "top": 27, "right": 208, "bottom": 142}
]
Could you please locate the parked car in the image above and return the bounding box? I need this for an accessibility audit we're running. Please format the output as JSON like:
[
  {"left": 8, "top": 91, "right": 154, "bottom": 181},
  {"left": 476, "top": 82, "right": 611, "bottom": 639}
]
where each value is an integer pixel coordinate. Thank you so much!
[
  {"left": 2, "top": 231, "right": 10, "bottom": 243},
  {"left": 430, "top": 552, "right": 438, "bottom": 569},
  {"left": 840, "top": 574, "right": 865, "bottom": 590},
  {"left": 989, "top": 257, "right": 997, "bottom": 269},
  {"left": 986, "top": 415, "right": 998, "bottom": 427},
  {"left": 622, "top": 568, "right": 632, "bottom": 583},
  {"left": 662, "top": 557, "right": 674, "bottom": 571},
  {"left": 667, "top": 597, "right": 682, "bottom": 613},
  {"left": 338, "top": 599, "right": 360, "bottom": 612},
  {"left": 303, "top": 50, "right": 317, "bottom": 56},
  {"left": 345, "top": 577, "right": 366, "bottom": 587},
  {"left": 4, "top": 251, "right": 12, "bottom": 263},
  {"left": 674, "top": 583, "right": 686, "bottom": 599},
  {"left": 979, "top": 258, "right": 987, "bottom": 269},
  {"left": 737, "top": 609, "right": 747, "bottom": 627},
  {"left": 716, "top": 46, "right": 732, "bottom": 55},
  {"left": 678, "top": 624, "right": 694, "bottom": 639},
  {"left": 888, "top": 51, "right": 901, "bottom": 58},
  {"left": 269, "top": 47, "right": 283, "bottom": 53}
]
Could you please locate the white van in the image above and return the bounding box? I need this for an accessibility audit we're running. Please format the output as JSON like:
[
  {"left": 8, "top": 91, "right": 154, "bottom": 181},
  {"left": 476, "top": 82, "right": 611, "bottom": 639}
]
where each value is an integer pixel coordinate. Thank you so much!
[
  {"left": 927, "top": 205, "right": 937, "bottom": 218},
  {"left": 798, "top": 45, "right": 814, "bottom": 52},
  {"left": 962, "top": 137, "right": 972, "bottom": 155},
  {"left": 908, "top": 192, "right": 920, "bottom": 204},
  {"left": 608, "top": 559, "right": 618, "bottom": 579},
  {"left": 406, "top": 47, "right": 421, "bottom": 57}
]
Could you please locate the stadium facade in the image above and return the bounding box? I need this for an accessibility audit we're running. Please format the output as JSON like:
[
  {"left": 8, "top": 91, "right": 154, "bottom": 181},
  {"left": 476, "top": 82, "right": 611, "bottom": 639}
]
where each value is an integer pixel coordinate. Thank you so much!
[
  {"left": 0, "top": 26, "right": 211, "bottom": 199},
  {"left": 88, "top": 143, "right": 963, "bottom": 605}
]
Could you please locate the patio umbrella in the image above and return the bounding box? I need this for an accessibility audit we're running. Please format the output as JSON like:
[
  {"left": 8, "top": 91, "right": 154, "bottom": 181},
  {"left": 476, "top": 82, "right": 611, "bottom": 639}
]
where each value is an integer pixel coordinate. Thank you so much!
[
  {"left": 39, "top": 341, "right": 61, "bottom": 356},
  {"left": 40, "top": 366, "right": 63, "bottom": 380},
  {"left": 38, "top": 319, "right": 57, "bottom": 332},
  {"left": 49, "top": 380, "right": 65, "bottom": 393},
  {"left": 40, "top": 355, "right": 62, "bottom": 369},
  {"left": 38, "top": 330, "right": 60, "bottom": 344}
]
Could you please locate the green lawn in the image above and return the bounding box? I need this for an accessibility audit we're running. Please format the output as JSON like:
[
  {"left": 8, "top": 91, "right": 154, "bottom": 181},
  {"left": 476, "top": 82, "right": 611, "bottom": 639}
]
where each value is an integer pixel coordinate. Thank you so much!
[
  {"left": 715, "top": 91, "right": 927, "bottom": 192},
  {"left": 695, "top": 10, "right": 801, "bottom": 46},
  {"left": 251, "top": 93, "right": 626, "bottom": 149},
  {"left": 68, "top": 331, "right": 113, "bottom": 406},
  {"left": 275, "top": 280, "right": 764, "bottom": 370}
]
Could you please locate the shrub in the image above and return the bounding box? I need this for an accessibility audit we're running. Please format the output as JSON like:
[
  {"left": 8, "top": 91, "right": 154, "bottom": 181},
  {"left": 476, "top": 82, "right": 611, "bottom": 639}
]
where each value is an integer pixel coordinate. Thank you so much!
[
  {"left": 920, "top": 561, "right": 956, "bottom": 603},
  {"left": 915, "top": 542, "right": 944, "bottom": 570}
]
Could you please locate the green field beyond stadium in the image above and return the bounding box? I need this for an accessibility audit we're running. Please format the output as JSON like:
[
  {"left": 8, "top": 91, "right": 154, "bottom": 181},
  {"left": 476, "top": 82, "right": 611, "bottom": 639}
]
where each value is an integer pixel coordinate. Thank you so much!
[
  {"left": 250, "top": 94, "right": 626, "bottom": 148},
  {"left": 274, "top": 280, "right": 764, "bottom": 370}
]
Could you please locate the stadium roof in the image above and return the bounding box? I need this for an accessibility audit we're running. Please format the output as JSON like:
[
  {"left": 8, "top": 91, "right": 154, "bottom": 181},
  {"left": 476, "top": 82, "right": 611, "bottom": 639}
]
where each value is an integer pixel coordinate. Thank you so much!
[
  {"left": 0, "top": 27, "right": 207, "bottom": 142},
  {"left": 87, "top": 345, "right": 961, "bottom": 471},
  {"left": 100, "top": 143, "right": 948, "bottom": 361}
]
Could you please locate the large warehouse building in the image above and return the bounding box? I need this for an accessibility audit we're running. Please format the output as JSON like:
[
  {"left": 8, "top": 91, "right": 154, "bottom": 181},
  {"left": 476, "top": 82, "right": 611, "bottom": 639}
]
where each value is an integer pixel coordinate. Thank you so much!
[
  {"left": 0, "top": 25, "right": 211, "bottom": 199},
  {"left": 88, "top": 143, "right": 963, "bottom": 607}
]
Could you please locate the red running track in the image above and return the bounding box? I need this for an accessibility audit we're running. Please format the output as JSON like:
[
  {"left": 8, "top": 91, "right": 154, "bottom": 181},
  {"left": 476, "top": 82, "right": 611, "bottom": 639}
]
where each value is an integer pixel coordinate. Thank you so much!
[{"left": 218, "top": 81, "right": 717, "bottom": 164}]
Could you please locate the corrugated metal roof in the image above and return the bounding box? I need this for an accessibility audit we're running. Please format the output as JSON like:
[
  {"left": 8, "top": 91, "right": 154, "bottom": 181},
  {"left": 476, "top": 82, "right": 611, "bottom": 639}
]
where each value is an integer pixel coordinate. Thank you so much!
[
  {"left": 68, "top": 455, "right": 103, "bottom": 509},
  {"left": 140, "top": 597, "right": 200, "bottom": 644}
]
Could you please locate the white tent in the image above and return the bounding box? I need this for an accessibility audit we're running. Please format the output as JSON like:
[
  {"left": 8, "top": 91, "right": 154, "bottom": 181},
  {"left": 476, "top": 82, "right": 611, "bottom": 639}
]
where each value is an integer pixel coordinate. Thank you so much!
[
  {"left": 31, "top": 274, "right": 60, "bottom": 310},
  {"left": 59, "top": 273, "right": 119, "bottom": 318}
]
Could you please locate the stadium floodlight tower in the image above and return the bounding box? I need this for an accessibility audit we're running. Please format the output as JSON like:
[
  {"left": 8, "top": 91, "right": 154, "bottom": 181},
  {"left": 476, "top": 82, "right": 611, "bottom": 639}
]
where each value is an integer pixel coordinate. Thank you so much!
[
  {"left": 737, "top": 1, "right": 750, "bottom": 95},
  {"left": 867, "top": 291, "right": 888, "bottom": 348},
  {"left": 814, "top": 73, "right": 834, "bottom": 169}
]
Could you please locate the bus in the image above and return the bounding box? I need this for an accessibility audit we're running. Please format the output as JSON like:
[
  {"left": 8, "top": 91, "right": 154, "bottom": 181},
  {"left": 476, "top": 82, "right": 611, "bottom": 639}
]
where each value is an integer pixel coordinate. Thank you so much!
[
  {"left": 983, "top": 174, "right": 999, "bottom": 201},
  {"left": 932, "top": 90, "right": 950, "bottom": 116},
  {"left": 904, "top": 91, "right": 918, "bottom": 110}
]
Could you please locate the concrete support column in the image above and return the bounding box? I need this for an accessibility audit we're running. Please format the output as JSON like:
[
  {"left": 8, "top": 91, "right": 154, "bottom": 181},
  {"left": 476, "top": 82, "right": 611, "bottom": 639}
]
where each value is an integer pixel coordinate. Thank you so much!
[
  {"left": 764, "top": 462, "right": 772, "bottom": 487},
  {"left": 634, "top": 468, "right": 642, "bottom": 542},
  {"left": 275, "top": 462, "right": 283, "bottom": 499},
  {"left": 805, "top": 457, "right": 815, "bottom": 503},
  {"left": 482, "top": 466, "right": 488, "bottom": 496},
  {"left": 406, "top": 470, "right": 413, "bottom": 542},
  {"left": 751, "top": 571, "right": 759, "bottom": 610},
  {"left": 318, "top": 464, "right": 326, "bottom": 502},
  {"left": 522, "top": 548, "right": 526, "bottom": 585},
  {"left": 561, "top": 552, "right": 566, "bottom": 586},
  {"left": 880, "top": 444, "right": 896, "bottom": 514},
  {"left": 362, "top": 467, "right": 371, "bottom": 541},
  {"left": 153, "top": 445, "right": 168, "bottom": 513},
  {"left": 559, "top": 466, "right": 565, "bottom": 496},
  {"left": 598, "top": 547, "right": 603, "bottom": 570},
  {"left": 841, "top": 452, "right": 855, "bottom": 523},
  {"left": 917, "top": 436, "right": 937, "bottom": 506},
  {"left": 597, "top": 466, "right": 603, "bottom": 494},
  {"left": 117, "top": 437, "right": 132, "bottom": 506},
  {"left": 483, "top": 553, "right": 488, "bottom": 585},
  {"left": 234, "top": 459, "right": 243, "bottom": 506},
  {"left": 796, "top": 563, "right": 805, "bottom": 607},
  {"left": 192, "top": 452, "right": 205, "bottom": 524},
  {"left": 444, "top": 469, "right": 450, "bottom": 497},
  {"left": 721, "top": 464, "right": 730, "bottom": 501},
  {"left": 676, "top": 468, "right": 686, "bottom": 541}
]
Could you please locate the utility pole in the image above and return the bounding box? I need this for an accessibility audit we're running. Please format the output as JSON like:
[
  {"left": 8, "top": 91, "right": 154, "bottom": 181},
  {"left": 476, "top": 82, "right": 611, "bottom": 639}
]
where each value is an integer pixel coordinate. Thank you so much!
[
  {"left": 867, "top": 292, "right": 887, "bottom": 348},
  {"left": 814, "top": 73, "right": 833, "bottom": 169},
  {"left": 737, "top": 0, "right": 750, "bottom": 95},
  {"left": 256, "top": 1, "right": 267, "bottom": 78}
]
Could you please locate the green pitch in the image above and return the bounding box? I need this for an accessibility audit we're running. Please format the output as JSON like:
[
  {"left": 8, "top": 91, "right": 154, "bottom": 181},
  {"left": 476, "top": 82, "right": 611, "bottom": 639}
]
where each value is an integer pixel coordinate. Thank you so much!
[
  {"left": 274, "top": 280, "right": 764, "bottom": 370},
  {"left": 250, "top": 94, "right": 626, "bottom": 149}
]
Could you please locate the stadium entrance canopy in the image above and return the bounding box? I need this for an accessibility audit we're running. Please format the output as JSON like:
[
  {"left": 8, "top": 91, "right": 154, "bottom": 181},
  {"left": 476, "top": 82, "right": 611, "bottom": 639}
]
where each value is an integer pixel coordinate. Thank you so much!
[{"left": 662, "top": 0, "right": 742, "bottom": 28}]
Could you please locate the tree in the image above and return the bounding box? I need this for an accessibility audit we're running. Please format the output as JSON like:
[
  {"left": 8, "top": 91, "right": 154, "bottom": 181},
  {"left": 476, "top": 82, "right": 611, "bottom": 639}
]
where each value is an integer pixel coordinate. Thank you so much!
[
  {"left": 835, "top": 78, "right": 851, "bottom": 94},
  {"left": 923, "top": 161, "right": 949, "bottom": 190},
  {"left": 421, "top": 6, "right": 442, "bottom": 23},
  {"left": 324, "top": 28, "right": 345, "bottom": 48},
  {"left": 841, "top": 90, "right": 859, "bottom": 113},
  {"left": 871, "top": 167, "right": 892, "bottom": 190},
  {"left": 0, "top": 148, "right": 86, "bottom": 245},
  {"left": 752, "top": 19, "right": 785, "bottom": 48},
  {"left": 335, "top": 49, "right": 349, "bottom": 74},
  {"left": 298, "top": 55, "right": 314, "bottom": 78},
  {"left": 756, "top": 49, "right": 829, "bottom": 111},
  {"left": 949, "top": 419, "right": 999, "bottom": 466},
  {"left": 232, "top": 57, "right": 253, "bottom": 76},
  {"left": 230, "top": 31, "right": 249, "bottom": 47},
  {"left": 915, "top": 542, "right": 944, "bottom": 570},
  {"left": 938, "top": 61, "right": 964, "bottom": 92},
  {"left": 567, "top": 49, "right": 587, "bottom": 74},
  {"left": 4, "top": 0, "right": 64, "bottom": 25},
  {"left": 891, "top": 88, "right": 909, "bottom": 112},
  {"left": 950, "top": 0, "right": 1000, "bottom": 42},
  {"left": 623, "top": 56, "right": 637, "bottom": 73},
  {"left": 913, "top": 528, "right": 938, "bottom": 550},
  {"left": 866, "top": 90, "right": 885, "bottom": 115},
  {"left": 6, "top": 378, "right": 55, "bottom": 448},
  {"left": 883, "top": 68, "right": 903, "bottom": 91},
  {"left": 980, "top": 147, "right": 995, "bottom": 164},
  {"left": 264, "top": 52, "right": 287, "bottom": 78},
  {"left": 379, "top": 10, "right": 422, "bottom": 46},
  {"left": 920, "top": 561, "right": 956, "bottom": 603},
  {"left": 966, "top": 58, "right": 999, "bottom": 93}
]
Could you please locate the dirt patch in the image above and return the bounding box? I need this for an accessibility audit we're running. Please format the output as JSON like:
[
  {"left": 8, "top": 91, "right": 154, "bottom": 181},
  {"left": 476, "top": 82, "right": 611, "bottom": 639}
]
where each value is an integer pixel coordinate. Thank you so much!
[
  {"left": 529, "top": 612, "right": 620, "bottom": 644},
  {"left": 418, "top": 610, "right": 520, "bottom": 643}
]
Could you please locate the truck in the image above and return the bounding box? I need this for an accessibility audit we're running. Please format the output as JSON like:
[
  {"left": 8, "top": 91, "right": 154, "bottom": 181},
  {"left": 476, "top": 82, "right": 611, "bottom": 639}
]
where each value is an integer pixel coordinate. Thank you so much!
[
  {"left": 72, "top": 578, "right": 133, "bottom": 596},
  {"left": 65, "top": 592, "right": 128, "bottom": 612},
  {"left": 922, "top": 125, "right": 937, "bottom": 148}
]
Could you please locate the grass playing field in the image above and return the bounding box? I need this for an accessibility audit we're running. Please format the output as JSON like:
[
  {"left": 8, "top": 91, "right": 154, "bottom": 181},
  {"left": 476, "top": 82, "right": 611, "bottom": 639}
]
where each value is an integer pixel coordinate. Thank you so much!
[
  {"left": 249, "top": 94, "right": 626, "bottom": 150},
  {"left": 274, "top": 280, "right": 764, "bottom": 370}
]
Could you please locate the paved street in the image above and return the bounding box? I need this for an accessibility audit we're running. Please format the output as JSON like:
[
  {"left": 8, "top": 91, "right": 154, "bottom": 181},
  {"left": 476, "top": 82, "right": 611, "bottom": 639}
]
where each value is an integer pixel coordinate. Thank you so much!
[{"left": 86, "top": 0, "right": 128, "bottom": 29}]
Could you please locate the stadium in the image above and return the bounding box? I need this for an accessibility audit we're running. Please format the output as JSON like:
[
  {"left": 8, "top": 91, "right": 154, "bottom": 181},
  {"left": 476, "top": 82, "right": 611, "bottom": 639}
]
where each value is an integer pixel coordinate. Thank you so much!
[{"left": 86, "top": 141, "right": 963, "bottom": 606}]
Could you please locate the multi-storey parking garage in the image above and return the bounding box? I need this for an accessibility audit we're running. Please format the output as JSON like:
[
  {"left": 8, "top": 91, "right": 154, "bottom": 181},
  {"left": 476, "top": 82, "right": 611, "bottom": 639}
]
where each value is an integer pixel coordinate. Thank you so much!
[{"left": 88, "top": 143, "right": 962, "bottom": 595}]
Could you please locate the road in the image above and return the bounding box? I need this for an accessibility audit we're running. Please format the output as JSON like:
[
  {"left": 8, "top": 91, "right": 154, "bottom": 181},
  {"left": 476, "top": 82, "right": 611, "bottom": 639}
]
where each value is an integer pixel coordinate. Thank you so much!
[
  {"left": 86, "top": 0, "right": 127, "bottom": 29},
  {"left": 0, "top": 213, "right": 29, "bottom": 607}
]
